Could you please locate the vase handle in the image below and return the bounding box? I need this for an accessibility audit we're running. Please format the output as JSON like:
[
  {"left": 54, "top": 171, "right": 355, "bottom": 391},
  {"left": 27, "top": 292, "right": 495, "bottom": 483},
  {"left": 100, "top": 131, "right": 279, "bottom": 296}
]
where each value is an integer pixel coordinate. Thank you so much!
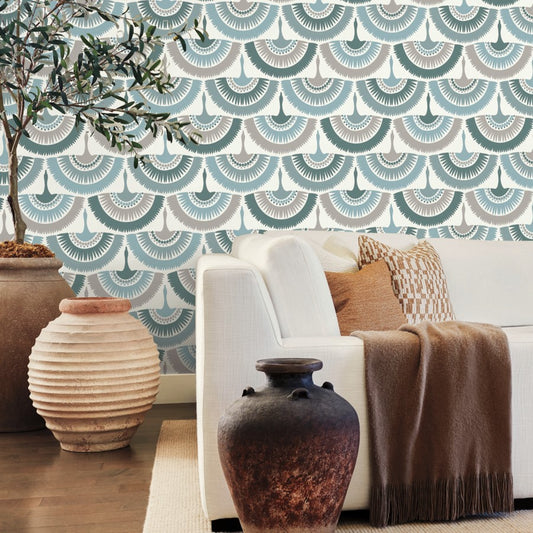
[
  {"left": 242, "top": 386, "right": 255, "bottom": 397},
  {"left": 322, "top": 381, "right": 334, "bottom": 391},
  {"left": 288, "top": 388, "right": 310, "bottom": 400}
]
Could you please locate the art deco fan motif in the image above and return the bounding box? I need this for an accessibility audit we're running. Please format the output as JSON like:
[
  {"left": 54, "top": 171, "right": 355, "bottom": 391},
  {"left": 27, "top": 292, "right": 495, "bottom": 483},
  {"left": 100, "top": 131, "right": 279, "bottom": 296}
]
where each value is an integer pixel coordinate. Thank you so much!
[
  {"left": 0, "top": 152, "right": 44, "bottom": 193},
  {"left": 428, "top": 207, "right": 498, "bottom": 241},
  {"left": 500, "top": 7, "right": 533, "bottom": 44},
  {"left": 282, "top": 132, "right": 354, "bottom": 192},
  {"left": 355, "top": 2, "right": 427, "bottom": 43},
  {"left": 465, "top": 21, "right": 532, "bottom": 80},
  {"left": 429, "top": 58, "right": 496, "bottom": 117},
  {"left": 282, "top": 1, "right": 354, "bottom": 42},
  {"left": 166, "top": 170, "right": 242, "bottom": 231},
  {"left": 244, "top": 19, "right": 317, "bottom": 79},
  {"left": 394, "top": 169, "right": 464, "bottom": 227},
  {"left": 500, "top": 151, "right": 533, "bottom": 188},
  {"left": 0, "top": 0, "right": 19, "bottom": 23},
  {"left": 167, "top": 269, "right": 196, "bottom": 307},
  {"left": 465, "top": 169, "right": 532, "bottom": 225},
  {"left": 481, "top": 0, "right": 521, "bottom": 6},
  {"left": 68, "top": 0, "right": 122, "bottom": 36},
  {"left": 500, "top": 205, "right": 533, "bottom": 241},
  {"left": 205, "top": 56, "right": 279, "bottom": 117},
  {"left": 132, "top": 77, "right": 202, "bottom": 114},
  {"left": 126, "top": 211, "right": 203, "bottom": 270},
  {"left": 88, "top": 172, "right": 165, "bottom": 233},
  {"left": 282, "top": 56, "right": 353, "bottom": 117},
  {"left": 393, "top": 95, "right": 462, "bottom": 154},
  {"left": 162, "top": 345, "right": 196, "bottom": 374},
  {"left": 320, "top": 94, "right": 391, "bottom": 154},
  {"left": 20, "top": 172, "right": 85, "bottom": 234},
  {"left": 319, "top": 169, "right": 391, "bottom": 228},
  {"left": 47, "top": 211, "right": 124, "bottom": 273},
  {"left": 429, "top": 3, "right": 497, "bottom": 44},
  {"left": 319, "top": 19, "right": 390, "bottom": 79},
  {"left": 46, "top": 134, "right": 124, "bottom": 195},
  {"left": 394, "top": 21, "right": 463, "bottom": 79},
  {"left": 128, "top": 139, "right": 202, "bottom": 194},
  {"left": 87, "top": 248, "right": 164, "bottom": 309},
  {"left": 134, "top": 291, "right": 196, "bottom": 348},
  {"left": 244, "top": 94, "right": 317, "bottom": 154},
  {"left": 429, "top": 132, "right": 498, "bottom": 190},
  {"left": 130, "top": 0, "right": 201, "bottom": 32},
  {"left": 206, "top": 133, "right": 279, "bottom": 193},
  {"left": 500, "top": 76, "right": 533, "bottom": 117},
  {"left": 356, "top": 57, "right": 427, "bottom": 117},
  {"left": 205, "top": 1, "right": 279, "bottom": 41},
  {"left": 501, "top": 224, "right": 533, "bottom": 242},
  {"left": 18, "top": 110, "right": 83, "bottom": 156},
  {"left": 179, "top": 95, "right": 243, "bottom": 155},
  {"left": 356, "top": 132, "right": 426, "bottom": 191},
  {"left": 167, "top": 28, "right": 241, "bottom": 78},
  {"left": 203, "top": 208, "right": 255, "bottom": 254},
  {"left": 245, "top": 170, "right": 317, "bottom": 229},
  {"left": 466, "top": 95, "right": 532, "bottom": 153}
]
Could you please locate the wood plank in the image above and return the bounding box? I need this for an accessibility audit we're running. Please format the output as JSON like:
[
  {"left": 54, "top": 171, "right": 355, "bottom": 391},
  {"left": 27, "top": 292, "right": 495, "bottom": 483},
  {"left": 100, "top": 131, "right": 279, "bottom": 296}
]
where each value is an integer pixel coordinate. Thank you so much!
[{"left": 0, "top": 403, "right": 196, "bottom": 533}]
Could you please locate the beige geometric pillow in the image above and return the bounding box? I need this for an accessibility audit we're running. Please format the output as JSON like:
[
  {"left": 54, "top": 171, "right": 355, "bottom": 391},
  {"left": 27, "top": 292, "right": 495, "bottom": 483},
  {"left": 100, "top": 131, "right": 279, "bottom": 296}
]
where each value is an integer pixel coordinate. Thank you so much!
[{"left": 358, "top": 235, "right": 455, "bottom": 324}]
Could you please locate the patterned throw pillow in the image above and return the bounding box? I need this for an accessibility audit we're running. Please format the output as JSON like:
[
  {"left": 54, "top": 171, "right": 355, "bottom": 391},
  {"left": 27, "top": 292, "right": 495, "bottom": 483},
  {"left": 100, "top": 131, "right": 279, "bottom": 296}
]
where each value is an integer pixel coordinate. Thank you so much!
[
  {"left": 358, "top": 235, "right": 455, "bottom": 324},
  {"left": 325, "top": 260, "right": 407, "bottom": 335}
]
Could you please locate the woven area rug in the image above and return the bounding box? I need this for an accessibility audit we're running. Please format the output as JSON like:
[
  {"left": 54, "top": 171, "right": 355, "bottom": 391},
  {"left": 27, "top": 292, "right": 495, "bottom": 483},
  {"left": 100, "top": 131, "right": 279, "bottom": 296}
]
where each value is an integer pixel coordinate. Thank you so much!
[{"left": 143, "top": 420, "right": 533, "bottom": 533}]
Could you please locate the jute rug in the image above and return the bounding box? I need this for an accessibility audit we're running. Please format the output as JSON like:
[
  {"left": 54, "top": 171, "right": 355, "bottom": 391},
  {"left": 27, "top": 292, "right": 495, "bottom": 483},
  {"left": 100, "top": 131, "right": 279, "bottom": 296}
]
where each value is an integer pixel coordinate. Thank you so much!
[{"left": 143, "top": 420, "right": 533, "bottom": 533}]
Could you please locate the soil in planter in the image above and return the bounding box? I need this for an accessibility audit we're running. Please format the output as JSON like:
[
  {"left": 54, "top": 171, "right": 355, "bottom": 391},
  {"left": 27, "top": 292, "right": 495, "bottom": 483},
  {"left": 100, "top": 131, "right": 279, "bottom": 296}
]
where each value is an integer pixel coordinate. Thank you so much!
[{"left": 0, "top": 241, "right": 55, "bottom": 258}]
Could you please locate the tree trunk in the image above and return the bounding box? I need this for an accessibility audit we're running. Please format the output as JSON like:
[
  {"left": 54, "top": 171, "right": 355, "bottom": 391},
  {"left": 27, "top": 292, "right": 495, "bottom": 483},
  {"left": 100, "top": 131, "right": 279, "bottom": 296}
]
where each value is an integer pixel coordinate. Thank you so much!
[{"left": 7, "top": 140, "right": 27, "bottom": 244}]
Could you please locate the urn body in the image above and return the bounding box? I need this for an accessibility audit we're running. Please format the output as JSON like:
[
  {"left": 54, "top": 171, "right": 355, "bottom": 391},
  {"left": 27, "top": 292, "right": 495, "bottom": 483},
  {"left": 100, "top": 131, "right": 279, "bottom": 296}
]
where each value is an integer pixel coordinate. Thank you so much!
[
  {"left": 217, "top": 358, "right": 360, "bottom": 533},
  {"left": 28, "top": 297, "right": 160, "bottom": 452}
]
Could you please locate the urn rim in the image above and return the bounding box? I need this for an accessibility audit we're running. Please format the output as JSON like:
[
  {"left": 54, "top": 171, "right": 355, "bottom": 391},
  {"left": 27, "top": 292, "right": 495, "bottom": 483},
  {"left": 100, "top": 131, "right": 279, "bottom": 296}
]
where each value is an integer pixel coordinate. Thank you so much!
[
  {"left": 59, "top": 297, "right": 132, "bottom": 314},
  {"left": 255, "top": 358, "right": 323, "bottom": 374}
]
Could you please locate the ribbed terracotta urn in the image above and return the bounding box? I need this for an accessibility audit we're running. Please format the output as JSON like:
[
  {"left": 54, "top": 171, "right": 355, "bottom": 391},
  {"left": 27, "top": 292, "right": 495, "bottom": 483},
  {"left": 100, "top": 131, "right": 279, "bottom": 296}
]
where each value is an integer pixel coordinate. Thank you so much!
[
  {"left": 28, "top": 297, "right": 160, "bottom": 452},
  {"left": 218, "top": 358, "right": 360, "bottom": 533},
  {"left": 0, "top": 257, "right": 75, "bottom": 432}
]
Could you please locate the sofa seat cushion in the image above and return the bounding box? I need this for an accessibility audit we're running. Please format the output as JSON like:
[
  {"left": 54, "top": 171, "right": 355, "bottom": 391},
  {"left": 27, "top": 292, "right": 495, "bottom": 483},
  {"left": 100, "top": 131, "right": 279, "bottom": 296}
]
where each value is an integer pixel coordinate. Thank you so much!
[
  {"left": 358, "top": 235, "right": 455, "bottom": 324},
  {"left": 325, "top": 261, "right": 407, "bottom": 335}
]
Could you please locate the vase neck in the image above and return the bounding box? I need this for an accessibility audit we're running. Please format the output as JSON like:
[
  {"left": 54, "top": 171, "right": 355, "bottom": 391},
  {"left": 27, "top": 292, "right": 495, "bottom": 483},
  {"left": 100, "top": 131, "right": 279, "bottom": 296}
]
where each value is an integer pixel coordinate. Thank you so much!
[{"left": 265, "top": 372, "right": 314, "bottom": 389}]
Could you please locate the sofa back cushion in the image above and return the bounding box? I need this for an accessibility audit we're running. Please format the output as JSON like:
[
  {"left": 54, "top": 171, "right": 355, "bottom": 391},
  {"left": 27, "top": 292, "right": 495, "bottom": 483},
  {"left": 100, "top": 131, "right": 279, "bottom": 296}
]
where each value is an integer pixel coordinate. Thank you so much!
[
  {"left": 232, "top": 234, "right": 340, "bottom": 337},
  {"left": 428, "top": 238, "right": 533, "bottom": 326}
]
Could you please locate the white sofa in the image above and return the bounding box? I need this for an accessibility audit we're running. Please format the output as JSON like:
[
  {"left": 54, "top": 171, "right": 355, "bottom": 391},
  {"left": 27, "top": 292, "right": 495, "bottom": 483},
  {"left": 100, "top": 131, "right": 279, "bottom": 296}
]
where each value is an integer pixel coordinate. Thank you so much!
[{"left": 195, "top": 230, "right": 533, "bottom": 527}]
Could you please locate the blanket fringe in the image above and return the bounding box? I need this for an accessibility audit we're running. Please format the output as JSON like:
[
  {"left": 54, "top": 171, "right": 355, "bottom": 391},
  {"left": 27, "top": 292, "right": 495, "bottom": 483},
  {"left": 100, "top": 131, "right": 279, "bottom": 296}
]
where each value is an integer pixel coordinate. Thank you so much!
[{"left": 370, "top": 472, "right": 514, "bottom": 528}]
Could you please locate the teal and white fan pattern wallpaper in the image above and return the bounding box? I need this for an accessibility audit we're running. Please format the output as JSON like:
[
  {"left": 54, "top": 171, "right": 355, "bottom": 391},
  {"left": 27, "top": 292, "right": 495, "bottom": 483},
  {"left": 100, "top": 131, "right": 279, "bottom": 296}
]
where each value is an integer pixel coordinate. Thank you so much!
[{"left": 1, "top": 0, "right": 532, "bottom": 373}]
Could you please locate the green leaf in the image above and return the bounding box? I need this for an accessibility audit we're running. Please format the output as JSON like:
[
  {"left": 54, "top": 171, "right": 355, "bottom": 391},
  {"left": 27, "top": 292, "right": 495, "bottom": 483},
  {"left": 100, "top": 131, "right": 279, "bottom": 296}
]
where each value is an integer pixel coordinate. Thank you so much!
[{"left": 175, "top": 34, "right": 186, "bottom": 52}]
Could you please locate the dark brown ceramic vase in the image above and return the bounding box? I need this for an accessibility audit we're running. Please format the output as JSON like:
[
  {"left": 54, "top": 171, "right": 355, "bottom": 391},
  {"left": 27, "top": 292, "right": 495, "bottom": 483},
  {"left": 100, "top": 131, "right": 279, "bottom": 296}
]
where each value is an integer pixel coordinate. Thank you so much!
[{"left": 217, "top": 358, "right": 360, "bottom": 533}]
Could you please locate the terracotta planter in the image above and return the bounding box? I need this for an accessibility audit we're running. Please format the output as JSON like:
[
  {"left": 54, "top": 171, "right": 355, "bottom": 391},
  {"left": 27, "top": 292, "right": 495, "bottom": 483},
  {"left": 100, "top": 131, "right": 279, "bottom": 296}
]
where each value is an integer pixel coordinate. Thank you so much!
[
  {"left": 218, "top": 358, "right": 360, "bottom": 533},
  {"left": 28, "top": 297, "right": 160, "bottom": 452},
  {"left": 0, "top": 257, "right": 75, "bottom": 432}
]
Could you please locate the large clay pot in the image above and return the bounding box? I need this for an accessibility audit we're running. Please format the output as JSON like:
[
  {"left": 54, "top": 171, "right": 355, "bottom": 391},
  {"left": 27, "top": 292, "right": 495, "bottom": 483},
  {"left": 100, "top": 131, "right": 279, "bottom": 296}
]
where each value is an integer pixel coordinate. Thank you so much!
[
  {"left": 0, "top": 257, "right": 75, "bottom": 432},
  {"left": 217, "top": 358, "right": 360, "bottom": 533},
  {"left": 28, "top": 297, "right": 160, "bottom": 452}
]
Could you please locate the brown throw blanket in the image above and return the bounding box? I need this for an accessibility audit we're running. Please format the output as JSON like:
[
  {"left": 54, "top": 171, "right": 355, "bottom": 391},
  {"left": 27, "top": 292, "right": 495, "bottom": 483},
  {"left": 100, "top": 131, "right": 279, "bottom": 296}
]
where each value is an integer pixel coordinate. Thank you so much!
[{"left": 353, "top": 321, "right": 513, "bottom": 527}]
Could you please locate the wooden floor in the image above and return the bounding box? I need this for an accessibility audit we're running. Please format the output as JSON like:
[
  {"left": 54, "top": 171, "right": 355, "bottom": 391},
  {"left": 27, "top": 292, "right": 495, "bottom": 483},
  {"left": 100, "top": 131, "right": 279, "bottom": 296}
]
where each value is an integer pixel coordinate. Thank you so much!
[{"left": 0, "top": 404, "right": 196, "bottom": 533}]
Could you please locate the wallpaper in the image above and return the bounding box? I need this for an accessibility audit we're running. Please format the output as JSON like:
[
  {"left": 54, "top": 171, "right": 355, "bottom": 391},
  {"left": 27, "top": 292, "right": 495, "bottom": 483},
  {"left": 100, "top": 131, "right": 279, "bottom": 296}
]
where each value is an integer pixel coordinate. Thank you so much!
[{"left": 1, "top": 0, "right": 532, "bottom": 374}]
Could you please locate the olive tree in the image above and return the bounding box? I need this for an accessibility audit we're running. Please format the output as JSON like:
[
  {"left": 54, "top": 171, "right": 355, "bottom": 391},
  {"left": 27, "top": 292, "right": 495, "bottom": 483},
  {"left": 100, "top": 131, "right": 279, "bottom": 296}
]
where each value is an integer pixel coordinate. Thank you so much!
[{"left": 0, "top": 0, "right": 204, "bottom": 243}]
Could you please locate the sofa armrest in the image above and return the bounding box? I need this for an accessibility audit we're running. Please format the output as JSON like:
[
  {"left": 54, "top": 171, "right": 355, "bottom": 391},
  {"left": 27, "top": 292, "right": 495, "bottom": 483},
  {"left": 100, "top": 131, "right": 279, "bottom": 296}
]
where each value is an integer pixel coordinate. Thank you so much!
[{"left": 196, "top": 256, "right": 369, "bottom": 520}]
